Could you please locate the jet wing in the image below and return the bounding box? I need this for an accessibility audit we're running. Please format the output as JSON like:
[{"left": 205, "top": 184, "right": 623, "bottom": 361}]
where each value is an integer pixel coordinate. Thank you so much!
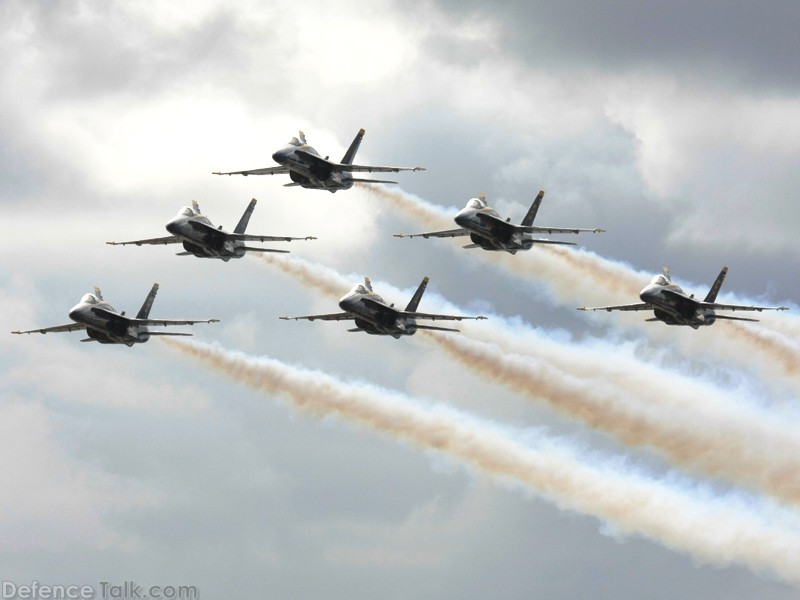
[
  {"left": 400, "top": 311, "right": 487, "bottom": 322},
  {"left": 339, "top": 164, "right": 426, "bottom": 174},
  {"left": 279, "top": 313, "right": 354, "bottom": 321},
  {"left": 133, "top": 318, "right": 220, "bottom": 327},
  {"left": 290, "top": 149, "right": 424, "bottom": 174},
  {"left": 393, "top": 229, "right": 468, "bottom": 239},
  {"left": 522, "top": 226, "right": 606, "bottom": 234},
  {"left": 106, "top": 235, "right": 180, "bottom": 246},
  {"left": 91, "top": 307, "right": 218, "bottom": 327},
  {"left": 577, "top": 303, "right": 651, "bottom": 312},
  {"left": 697, "top": 301, "right": 789, "bottom": 313},
  {"left": 475, "top": 213, "right": 604, "bottom": 237},
  {"left": 12, "top": 323, "right": 87, "bottom": 335},
  {"left": 228, "top": 233, "right": 318, "bottom": 243},
  {"left": 212, "top": 166, "right": 290, "bottom": 176}
]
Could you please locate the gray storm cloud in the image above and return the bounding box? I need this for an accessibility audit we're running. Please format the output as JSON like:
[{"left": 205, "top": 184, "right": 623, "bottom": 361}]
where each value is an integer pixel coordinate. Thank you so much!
[{"left": 162, "top": 337, "right": 800, "bottom": 584}]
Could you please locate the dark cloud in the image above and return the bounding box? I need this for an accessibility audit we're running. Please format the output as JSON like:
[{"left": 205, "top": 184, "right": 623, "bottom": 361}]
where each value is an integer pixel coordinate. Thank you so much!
[{"left": 423, "top": 0, "right": 800, "bottom": 91}]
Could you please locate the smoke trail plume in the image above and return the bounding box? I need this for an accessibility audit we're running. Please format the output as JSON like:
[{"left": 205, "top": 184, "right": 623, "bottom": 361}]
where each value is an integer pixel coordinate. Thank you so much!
[
  {"left": 728, "top": 322, "right": 800, "bottom": 376},
  {"left": 256, "top": 254, "right": 351, "bottom": 298},
  {"left": 428, "top": 332, "right": 800, "bottom": 505},
  {"left": 163, "top": 337, "right": 800, "bottom": 583}
]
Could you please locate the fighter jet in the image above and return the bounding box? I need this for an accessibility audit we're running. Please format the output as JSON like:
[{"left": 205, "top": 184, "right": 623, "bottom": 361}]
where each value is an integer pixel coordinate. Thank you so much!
[
  {"left": 279, "top": 276, "right": 486, "bottom": 338},
  {"left": 577, "top": 267, "right": 788, "bottom": 329},
  {"left": 212, "top": 129, "right": 425, "bottom": 192},
  {"left": 107, "top": 198, "right": 316, "bottom": 260},
  {"left": 11, "top": 284, "right": 218, "bottom": 346},
  {"left": 393, "top": 191, "right": 605, "bottom": 254}
]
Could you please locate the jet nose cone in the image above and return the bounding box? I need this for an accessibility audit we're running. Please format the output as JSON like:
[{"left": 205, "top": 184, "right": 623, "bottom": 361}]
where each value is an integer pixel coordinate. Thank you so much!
[
  {"left": 68, "top": 305, "right": 82, "bottom": 321},
  {"left": 165, "top": 220, "right": 180, "bottom": 235},
  {"left": 338, "top": 295, "right": 357, "bottom": 312},
  {"left": 640, "top": 287, "right": 658, "bottom": 304},
  {"left": 454, "top": 212, "right": 470, "bottom": 228},
  {"left": 272, "top": 149, "right": 288, "bottom": 164}
]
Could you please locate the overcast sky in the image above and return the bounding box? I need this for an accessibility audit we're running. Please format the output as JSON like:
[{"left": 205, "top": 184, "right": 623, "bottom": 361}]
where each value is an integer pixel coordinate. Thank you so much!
[{"left": 2, "top": 1, "right": 800, "bottom": 598}]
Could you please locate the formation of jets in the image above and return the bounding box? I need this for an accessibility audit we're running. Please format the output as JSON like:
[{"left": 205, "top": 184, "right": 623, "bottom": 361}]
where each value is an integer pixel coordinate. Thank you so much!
[
  {"left": 394, "top": 191, "right": 605, "bottom": 253},
  {"left": 578, "top": 267, "right": 788, "bottom": 328},
  {"left": 12, "top": 284, "right": 218, "bottom": 346},
  {"left": 280, "top": 276, "right": 486, "bottom": 338},
  {"left": 213, "top": 129, "right": 425, "bottom": 192},
  {"left": 11, "top": 127, "right": 789, "bottom": 343}
]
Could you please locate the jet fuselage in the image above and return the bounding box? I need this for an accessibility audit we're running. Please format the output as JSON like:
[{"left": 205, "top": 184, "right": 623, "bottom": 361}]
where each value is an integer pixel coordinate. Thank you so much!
[
  {"left": 165, "top": 208, "right": 246, "bottom": 261},
  {"left": 272, "top": 144, "right": 353, "bottom": 192},
  {"left": 337, "top": 285, "right": 417, "bottom": 338},
  {"left": 454, "top": 199, "right": 533, "bottom": 254},
  {"left": 68, "top": 294, "right": 149, "bottom": 346},
  {"left": 638, "top": 275, "right": 716, "bottom": 329}
]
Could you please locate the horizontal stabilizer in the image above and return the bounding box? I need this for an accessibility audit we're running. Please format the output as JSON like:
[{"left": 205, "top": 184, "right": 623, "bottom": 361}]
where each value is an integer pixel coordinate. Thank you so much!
[
  {"left": 711, "top": 315, "right": 760, "bottom": 323},
  {"left": 414, "top": 324, "right": 460, "bottom": 333},
  {"left": 241, "top": 247, "right": 290, "bottom": 254},
  {"left": 347, "top": 328, "right": 365, "bottom": 333},
  {"left": 80, "top": 338, "right": 98, "bottom": 342},
  {"left": 349, "top": 178, "right": 398, "bottom": 185},
  {"left": 530, "top": 239, "right": 577, "bottom": 246},
  {"left": 148, "top": 332, "right": 194, "bottom": 336}
]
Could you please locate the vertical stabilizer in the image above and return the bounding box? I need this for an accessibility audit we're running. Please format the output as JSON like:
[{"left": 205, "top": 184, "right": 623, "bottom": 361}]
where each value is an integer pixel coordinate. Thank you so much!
[
  {"left": 234, "top": 198, "right": 257, "bottom": 234},
  {"left": 137, "top": 283, "right": 159, "bottom": 319},
  {"left": 192, "top": 200, "right": 202, "bottom": 214},
  {"left": 341, "top": 128, "right": 365, "bottom": 165},
  {"left": 405, "top": 276, "right": 430, "bottom": 312},
  {"left": 704, "top": 266, "right": 728, "bottom": 303},
  {"left": 521, "top": 190, "right": 545, "bottom": 226},
  {"left": 93, "top": 287, "right": 104, "bottom": 301},
  {"left": 364, "top": 277, "right": 373, "bottom": 292}
]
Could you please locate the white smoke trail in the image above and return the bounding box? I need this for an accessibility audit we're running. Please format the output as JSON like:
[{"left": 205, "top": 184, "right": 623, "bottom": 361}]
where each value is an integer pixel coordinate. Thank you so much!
[
  {"left": 162, "top": 337, "right": 800, "bottom": 584},
  {"left": 367, "top": 185, "right": 800, "bottom": 376},
  {"left": 255, "top": 252, "right": 800, "bottom": 504},
  {"left": 427, "top": 332, "right": 800, "bottom": 505},
  {"left": 255, "top": 253, "right": 352, "bottom": 296}
]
